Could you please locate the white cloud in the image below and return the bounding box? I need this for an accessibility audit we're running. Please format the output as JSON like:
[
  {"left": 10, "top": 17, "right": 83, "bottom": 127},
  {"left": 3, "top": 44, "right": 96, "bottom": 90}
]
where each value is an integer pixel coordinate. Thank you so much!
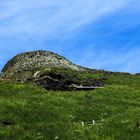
[
  {"left": 0, "top": 0, "right": 129, "bottom": 37},
  {"left": 76, "top": 43, "right": 140, "bottom": 73},
  {"left": 0, "top": 0, "right": 140, "bottom": 73}
]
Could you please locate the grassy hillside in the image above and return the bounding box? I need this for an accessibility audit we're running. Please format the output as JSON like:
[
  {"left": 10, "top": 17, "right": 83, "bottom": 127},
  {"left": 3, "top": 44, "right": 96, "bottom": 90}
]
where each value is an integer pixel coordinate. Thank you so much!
[{"left": 0, "top": 72, "right": 140, "bottom": 140}]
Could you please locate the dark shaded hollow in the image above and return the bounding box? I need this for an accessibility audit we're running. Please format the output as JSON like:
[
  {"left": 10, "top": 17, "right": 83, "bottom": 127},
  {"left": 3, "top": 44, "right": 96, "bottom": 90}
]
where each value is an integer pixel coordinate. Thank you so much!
[{"left": 0, "top": 121, "right": 15, "bottom": 126}]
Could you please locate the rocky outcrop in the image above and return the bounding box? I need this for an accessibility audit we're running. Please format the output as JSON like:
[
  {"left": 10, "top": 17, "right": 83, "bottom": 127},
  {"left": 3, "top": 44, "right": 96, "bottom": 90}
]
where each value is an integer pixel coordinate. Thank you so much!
[
  {"left": 29, "top": 69, "right": 105, "bottom": 91},
  {"left": 1, "top": 50, "right": 84, "bottom": 77},
  {"left": 1, "top": 50, "right": 106, "bottom": 90}
]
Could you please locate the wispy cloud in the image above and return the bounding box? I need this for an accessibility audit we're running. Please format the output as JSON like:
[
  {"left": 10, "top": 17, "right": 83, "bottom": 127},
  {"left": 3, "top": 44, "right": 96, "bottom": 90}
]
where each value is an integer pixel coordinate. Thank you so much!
[
  {"left": 0, "top": 0, "right": 140, "bottom": 73},
  {"left": 0, "top": 0, "right": 129, "bottom": 37}
]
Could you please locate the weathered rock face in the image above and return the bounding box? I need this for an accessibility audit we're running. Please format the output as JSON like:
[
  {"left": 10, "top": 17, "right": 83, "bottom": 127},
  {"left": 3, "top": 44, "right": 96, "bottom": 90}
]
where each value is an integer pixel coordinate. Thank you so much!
[
  {"left": 29, "top": 69, "right": 105, "bottom": 91},
  {"left": 1, "top": 50, "right": 83, "bottom": 77},
  {"left": 1, "top": 50, "right": 106, "bottom": 90}
]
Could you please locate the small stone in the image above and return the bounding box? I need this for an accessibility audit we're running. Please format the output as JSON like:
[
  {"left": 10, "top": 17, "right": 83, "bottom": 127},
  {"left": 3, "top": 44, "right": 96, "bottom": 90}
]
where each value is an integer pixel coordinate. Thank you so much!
[{"left": 54, "top": 136, "right": 59, "bottom": 139}]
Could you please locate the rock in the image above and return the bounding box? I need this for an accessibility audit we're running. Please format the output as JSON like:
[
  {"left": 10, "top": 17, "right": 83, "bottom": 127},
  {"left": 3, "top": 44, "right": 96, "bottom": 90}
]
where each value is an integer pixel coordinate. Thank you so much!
[
  {"left": 1, "top": 50, "right": 84, "bottom": 77},
  {"left": 33, "top": 71, "right": 80, "bottom": 91},
  {"left": 1, "top": 50, "right": 106, "bottom": 90}
]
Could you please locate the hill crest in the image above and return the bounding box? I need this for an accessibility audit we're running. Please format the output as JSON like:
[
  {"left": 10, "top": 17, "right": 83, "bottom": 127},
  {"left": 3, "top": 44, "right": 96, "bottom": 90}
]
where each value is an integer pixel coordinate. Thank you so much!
[{"left": 2, "top": 50, "right": 84, "bottom": 77}]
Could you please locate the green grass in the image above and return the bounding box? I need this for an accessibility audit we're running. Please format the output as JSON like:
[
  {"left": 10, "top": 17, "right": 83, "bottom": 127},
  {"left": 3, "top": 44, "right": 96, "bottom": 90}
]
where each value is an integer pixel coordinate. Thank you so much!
[{"left": 0, "top": 72, "right": 140, "bottom": 140}]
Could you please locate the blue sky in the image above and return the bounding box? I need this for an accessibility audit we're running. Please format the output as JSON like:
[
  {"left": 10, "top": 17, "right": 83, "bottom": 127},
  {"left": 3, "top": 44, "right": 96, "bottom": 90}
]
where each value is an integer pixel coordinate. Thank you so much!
[{"left": 0, "top": 0, "right": 140, "bottom": 73}]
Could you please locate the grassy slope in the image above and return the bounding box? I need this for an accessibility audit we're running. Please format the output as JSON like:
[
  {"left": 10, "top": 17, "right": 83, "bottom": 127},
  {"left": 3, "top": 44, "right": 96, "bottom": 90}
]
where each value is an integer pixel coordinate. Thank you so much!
[{"left": 0, "top": 73, "right": 140, "bottom": 140}]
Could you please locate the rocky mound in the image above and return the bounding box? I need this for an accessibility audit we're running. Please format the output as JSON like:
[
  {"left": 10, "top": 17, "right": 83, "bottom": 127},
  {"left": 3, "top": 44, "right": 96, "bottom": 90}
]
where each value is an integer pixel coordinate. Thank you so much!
[
  {"left": 1, "top": 50, "right": 84, "bottom": 77},
  {"left": 1, "top": 50, "right": 105, "bottom": 90}
]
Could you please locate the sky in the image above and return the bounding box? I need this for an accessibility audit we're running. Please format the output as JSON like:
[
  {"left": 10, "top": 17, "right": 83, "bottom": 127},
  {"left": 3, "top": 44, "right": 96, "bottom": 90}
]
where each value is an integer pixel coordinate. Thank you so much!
[{"left": 0, "top": 0, "right": 140, "bottom": 73}]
